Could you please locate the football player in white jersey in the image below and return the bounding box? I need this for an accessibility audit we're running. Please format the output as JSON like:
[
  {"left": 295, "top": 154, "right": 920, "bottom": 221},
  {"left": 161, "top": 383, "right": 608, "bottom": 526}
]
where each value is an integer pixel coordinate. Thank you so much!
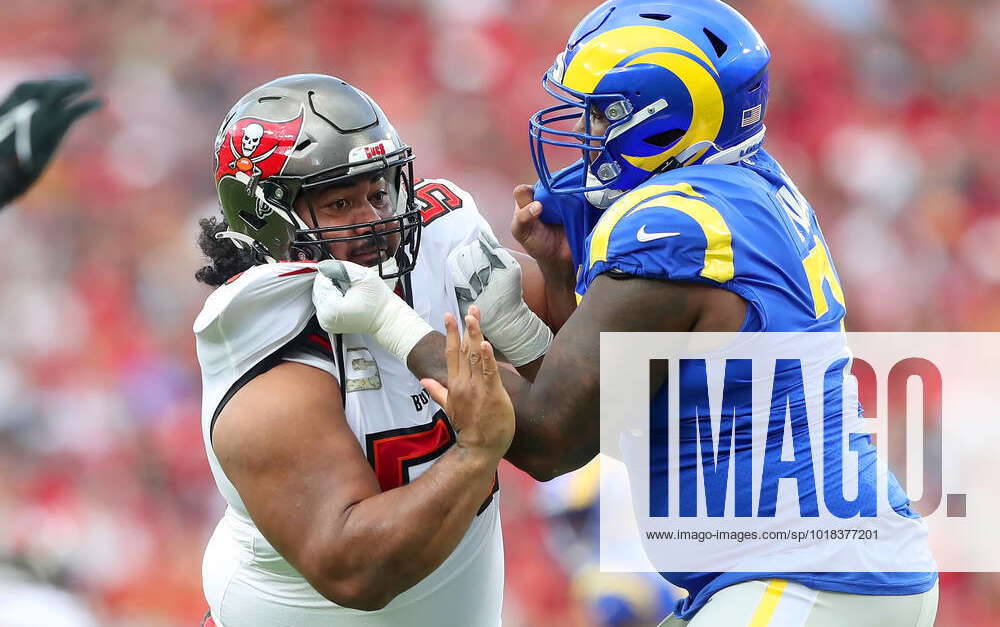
[{"left": 194, "top": 74, "right": 549, "bottom": 627}]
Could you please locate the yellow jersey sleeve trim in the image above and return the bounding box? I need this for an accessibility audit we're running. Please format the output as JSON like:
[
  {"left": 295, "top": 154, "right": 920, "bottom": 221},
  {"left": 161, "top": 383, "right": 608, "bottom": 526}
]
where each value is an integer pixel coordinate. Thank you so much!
[
  {"left": 588, "top": 183, "right": 735, "bottom": 284},
  {"left": 647, "top": 193, "right": 735, "bottom": 283},
  {"left": 589, "top": 183, "right": 702, "bottom": 266}
]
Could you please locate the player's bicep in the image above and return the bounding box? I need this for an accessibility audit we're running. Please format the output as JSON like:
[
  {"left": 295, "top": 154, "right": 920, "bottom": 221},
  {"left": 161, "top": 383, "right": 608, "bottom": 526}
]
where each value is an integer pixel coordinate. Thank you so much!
[
  {"left": 517, "top": 274, "right": 702, "bottom": 476},
  {"left": 212, "top": 361, "right": 379, "bottom": 571},
  {"left": 539, "top": 272, "right": 703, "bottom": 392}
]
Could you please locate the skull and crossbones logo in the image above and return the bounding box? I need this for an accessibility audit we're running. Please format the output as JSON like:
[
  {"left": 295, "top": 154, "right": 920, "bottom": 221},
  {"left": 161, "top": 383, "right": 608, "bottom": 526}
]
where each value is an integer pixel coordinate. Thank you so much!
[{"left": 229, "top": 122, "right": 278, "bottom": 176}]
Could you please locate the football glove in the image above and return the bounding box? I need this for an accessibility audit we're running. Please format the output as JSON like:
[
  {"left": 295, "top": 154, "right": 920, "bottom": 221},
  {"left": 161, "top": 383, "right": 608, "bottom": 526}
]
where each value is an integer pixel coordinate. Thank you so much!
[
  {"left": 313, "top": 259, "right": 433, "bottom": 364},
  {"left": 0, "top": 75, "right": 100, "bottom": 208},
  {"left": 449, "top": 230, "right": 552, "bottom": 366}
]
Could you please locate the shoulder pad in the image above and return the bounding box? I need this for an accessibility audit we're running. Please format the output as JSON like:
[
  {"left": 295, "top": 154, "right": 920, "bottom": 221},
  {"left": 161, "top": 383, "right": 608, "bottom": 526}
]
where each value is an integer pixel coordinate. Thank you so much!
[
  {"left": 587, "top": 180, "right": 735, "bottom": 284},
  {"left": 194, "top": 262, "right": 319, "bottom": 376},
  {"left": 413, "top": 177, "right": 473, "bottom": 226},
  {"left": 412, "top": 177, "right": 493, "bottom": 253}
]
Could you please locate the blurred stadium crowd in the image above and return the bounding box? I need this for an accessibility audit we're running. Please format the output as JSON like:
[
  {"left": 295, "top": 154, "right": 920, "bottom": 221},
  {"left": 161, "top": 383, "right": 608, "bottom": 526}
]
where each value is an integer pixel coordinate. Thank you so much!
[{"left": 0, "top": 0, "right": 998, "bottom": 624}]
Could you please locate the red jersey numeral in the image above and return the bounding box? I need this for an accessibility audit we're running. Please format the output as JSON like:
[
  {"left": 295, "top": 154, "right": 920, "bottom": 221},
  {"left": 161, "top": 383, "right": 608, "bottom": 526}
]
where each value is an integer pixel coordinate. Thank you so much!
[
  {"left": 365, "top": 411, "right": 455, "bottom": 492},
  {"left": 414, "top": 180, "right": 464, "bottom": 225},
  {"left": 365, "top": 410, "right": 498, "bottom": 513}
]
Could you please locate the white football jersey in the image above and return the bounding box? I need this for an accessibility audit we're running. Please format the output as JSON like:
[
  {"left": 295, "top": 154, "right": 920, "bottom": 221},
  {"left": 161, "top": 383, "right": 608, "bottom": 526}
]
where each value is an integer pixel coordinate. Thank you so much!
[{"left": 196, "top": 178, "right": 504, "bottom": 627}]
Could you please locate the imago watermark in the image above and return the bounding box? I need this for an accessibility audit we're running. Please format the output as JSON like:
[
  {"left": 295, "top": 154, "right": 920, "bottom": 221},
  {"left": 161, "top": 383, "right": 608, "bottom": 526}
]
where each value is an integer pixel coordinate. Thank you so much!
[{"left": 599, "top": 333, "right": 993, "bottom": 573}]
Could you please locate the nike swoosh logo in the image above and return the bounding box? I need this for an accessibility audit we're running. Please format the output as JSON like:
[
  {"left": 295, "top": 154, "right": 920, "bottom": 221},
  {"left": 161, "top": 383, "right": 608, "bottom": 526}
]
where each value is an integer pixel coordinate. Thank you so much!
[{"left": 637, "top": 225, "right": 680, "bottom": 242}]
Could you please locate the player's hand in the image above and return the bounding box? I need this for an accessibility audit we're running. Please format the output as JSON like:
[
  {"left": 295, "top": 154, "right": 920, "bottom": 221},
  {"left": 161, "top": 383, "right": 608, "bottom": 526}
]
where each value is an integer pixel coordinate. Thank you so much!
[
  {"left": 511, "top": 184, "right": 572, "bottom": 268},
  {"left": 449, "top": 230, "right": 552, "bottom": 366},
  {"left": 313, "top": 260, "right": 433, "bottom": 363},
  {"left": 313, "top": 260, "right": 390, "bottom": 336},
  {"left": 421, "top": 307, "right": 514, "bottom": 459},
  {"left": 0, "top": 75, "right": 101, "bottom": 207}
]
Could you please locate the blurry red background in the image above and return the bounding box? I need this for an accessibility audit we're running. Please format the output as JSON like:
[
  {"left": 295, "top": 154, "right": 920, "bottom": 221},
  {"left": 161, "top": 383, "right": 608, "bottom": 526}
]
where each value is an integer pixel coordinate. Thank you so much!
[{"left": 1, "top": 0, "right": 997, "bottom": 624}]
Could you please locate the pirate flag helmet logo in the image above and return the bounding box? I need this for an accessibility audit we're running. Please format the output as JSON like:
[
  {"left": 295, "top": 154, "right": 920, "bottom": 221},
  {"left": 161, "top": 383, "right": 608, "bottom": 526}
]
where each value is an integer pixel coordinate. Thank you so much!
[
  {"left": 211, "top": 74, "right": 420, "bottom": 277},
  {"left": 216, "top": 115, "right": 303, "bottom": 183},
  {"left": 215, "top": 112, "right": 304, "bottom": 231}
]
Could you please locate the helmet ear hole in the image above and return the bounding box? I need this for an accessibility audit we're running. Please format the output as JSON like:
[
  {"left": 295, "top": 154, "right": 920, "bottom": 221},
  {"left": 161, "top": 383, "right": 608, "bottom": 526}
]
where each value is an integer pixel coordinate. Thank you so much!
[
  {"left": 238, "top": 210, "right": 268, "bottom": 230},
  {"left": 291, "top": 243, "right": 323, "bottom": 262},
  {"left": 644, "top": 129, "right": 685, "bottom": 148}
]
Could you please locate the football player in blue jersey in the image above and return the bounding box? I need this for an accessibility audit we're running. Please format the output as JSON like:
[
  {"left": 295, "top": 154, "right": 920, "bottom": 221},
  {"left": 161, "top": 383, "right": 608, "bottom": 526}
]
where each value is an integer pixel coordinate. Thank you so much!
[{"left": 310, "top": 1, "right": 939, "bottom": 624}]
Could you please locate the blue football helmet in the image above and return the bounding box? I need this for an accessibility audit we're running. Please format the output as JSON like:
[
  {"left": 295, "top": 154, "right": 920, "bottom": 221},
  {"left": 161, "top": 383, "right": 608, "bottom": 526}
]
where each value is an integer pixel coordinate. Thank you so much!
[{"left": 529, "top": 0, "right": 771, "bottom": 208}]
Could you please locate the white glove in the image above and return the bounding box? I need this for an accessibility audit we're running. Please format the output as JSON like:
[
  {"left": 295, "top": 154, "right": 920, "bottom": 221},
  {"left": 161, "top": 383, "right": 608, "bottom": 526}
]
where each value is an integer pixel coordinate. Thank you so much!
[
  {"left": 312, "top": 259, "right": 433, "bottom": 364},
  {"left": 449, "top": 230, "right": 553, "bottom": 366}
]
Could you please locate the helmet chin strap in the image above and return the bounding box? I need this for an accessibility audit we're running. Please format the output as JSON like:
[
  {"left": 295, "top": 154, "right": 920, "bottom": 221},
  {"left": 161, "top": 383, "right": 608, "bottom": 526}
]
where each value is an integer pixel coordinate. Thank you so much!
[
  {"left": 702, "top": 127, "right": 766, "bottom": 165},
  {"left": 216, "top": 230, "right": 257, "bottom": 250},
  {"left": 584, "top": 169, "right": 626, "bottom": 209},
  {"left": 216, "top": 230, "right": 278, "bottom": 263},
  {"left": 381, "top": 255, "right": 400, "bottom": 291},
  {"left": 382, "top": 250, "right": 416, "bottom": 307}
]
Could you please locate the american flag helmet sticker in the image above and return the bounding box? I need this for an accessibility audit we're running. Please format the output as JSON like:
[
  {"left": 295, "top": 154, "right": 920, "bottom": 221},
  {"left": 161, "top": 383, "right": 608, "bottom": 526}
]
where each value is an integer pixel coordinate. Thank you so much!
[{"left": 741, "top": 104, "right": 763, "bottom": 127}]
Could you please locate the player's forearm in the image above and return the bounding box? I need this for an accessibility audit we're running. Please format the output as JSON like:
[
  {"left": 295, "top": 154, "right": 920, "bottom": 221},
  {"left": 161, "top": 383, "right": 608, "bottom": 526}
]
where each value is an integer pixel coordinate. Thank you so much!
[
  {"left": 407, "top": 331, "right": 449, "bottom": 384},
  {"left": 407, "top": 332, "right": 593, "bottom": 480},
  {"left": 405, "top": 320, "right": 589, "bottom": 479},
  {"left": 312, "top": 445, "right": 499, "bottom": 610},
  {"left": 498, "top": 365, "right": 598, "bottom": 481},
  {"left": 409, "top": 331, "right": 544, "bottom": 384},
  {"left": 536, "top": 258, "right": 578, "bottom": 331},
  {"left": 513, "top": 355, "right": 543, "bottom": 382}
]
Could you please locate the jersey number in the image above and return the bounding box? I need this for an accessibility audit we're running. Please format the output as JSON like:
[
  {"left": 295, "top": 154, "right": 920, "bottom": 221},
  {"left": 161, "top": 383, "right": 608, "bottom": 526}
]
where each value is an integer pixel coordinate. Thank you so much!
[
  {"left": 414, "top": 179, "right": 464, "bottom": 225},
  {"left": 778, "top": 185, "right": 846, "bottom": 319},
  {"left": 365, "top": 410, "right": 497, "bottom": 513},
  {"left": 802, "top": 236, "right": 845, "bottom": 318}
]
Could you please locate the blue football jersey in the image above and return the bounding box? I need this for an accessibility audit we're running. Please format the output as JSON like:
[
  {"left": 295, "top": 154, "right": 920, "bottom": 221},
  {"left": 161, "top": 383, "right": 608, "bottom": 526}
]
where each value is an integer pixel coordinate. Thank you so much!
[
  {"left": 569, "top": 150, "right": 937, "bottom": 620},
  {"left": 575, "top": 150, "right": 847, "bottom": 332}
]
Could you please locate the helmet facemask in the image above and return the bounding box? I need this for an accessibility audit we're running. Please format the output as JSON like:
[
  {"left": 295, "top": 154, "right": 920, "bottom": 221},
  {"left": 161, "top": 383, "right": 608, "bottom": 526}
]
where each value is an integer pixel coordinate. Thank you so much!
[
  {"left": 289, "top": 152, "right": 421, "bottom": 280},
  {"left": 529, "top": 56, "right": 635, "bottom": 208},
  {"left": 530, "top": 61, "right": 707, "bottom": 209}
]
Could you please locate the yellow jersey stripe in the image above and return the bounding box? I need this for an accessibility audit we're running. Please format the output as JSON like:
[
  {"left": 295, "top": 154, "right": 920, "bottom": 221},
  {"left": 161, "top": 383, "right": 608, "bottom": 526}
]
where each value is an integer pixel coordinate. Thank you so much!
[
  {"left": 749, "top": 579, "right": 788, "bottom": 627},
  {"left": 589, "top": 183, "right": 702, "bottom": 267},
  {"left": 589, "top": 188, "right": 734, "bottom": 283},
  {"left": 649, "top": 193, "right": 735, "bottom": 283}
]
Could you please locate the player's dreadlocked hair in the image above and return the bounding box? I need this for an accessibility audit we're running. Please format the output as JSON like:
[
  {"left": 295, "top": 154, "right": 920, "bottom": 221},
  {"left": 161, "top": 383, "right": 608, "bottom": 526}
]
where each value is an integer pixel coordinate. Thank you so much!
[{"left": 195, "top": 215, "right": 255, "bottom": 286}]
